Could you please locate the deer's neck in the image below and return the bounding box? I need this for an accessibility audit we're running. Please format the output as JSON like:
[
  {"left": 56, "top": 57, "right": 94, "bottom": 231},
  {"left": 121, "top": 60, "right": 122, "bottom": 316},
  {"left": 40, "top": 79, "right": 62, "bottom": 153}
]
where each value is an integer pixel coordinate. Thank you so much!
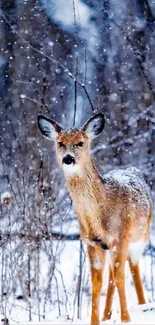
[
  {"left": 66, "top": 159, "right": 106, "bottom": 239},
  {"left": 66, "top": 159, "right": 102, "bottom": 194}
]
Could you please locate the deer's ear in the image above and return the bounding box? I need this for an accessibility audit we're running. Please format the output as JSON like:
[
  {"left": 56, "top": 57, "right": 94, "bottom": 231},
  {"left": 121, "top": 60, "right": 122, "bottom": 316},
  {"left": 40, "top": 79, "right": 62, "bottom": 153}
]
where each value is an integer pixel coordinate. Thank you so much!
[
  {"left": 38, "top": 115, "right": 62, "bottom": 140},
  {"left": 83, "top": 113, "right": 105, "bottom": 139}
]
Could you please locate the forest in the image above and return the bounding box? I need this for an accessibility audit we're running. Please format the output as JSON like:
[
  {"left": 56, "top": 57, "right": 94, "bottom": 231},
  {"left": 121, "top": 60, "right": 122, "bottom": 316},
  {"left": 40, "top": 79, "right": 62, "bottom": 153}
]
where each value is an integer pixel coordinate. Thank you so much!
[{"left": 0, "top": 0, "right": 155, "bottom": 323}]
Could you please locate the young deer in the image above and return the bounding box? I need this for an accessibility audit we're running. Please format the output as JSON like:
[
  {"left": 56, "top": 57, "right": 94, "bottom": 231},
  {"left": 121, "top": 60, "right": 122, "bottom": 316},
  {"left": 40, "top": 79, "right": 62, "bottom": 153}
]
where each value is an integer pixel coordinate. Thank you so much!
[{"left": 38, "top": 113, "right": 152, "bottom": 324}]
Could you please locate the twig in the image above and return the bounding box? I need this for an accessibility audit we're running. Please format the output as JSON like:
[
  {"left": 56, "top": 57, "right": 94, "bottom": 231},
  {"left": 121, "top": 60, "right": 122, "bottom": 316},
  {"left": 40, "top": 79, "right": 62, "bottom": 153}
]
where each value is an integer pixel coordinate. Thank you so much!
[
  {"left": 0, "top": 10, "right": 94, "bottom": 113},
  {"left": 0, "top": 154, "right": 21, "bottom": 210},
  {"left": 0, "top": 231, "right": 80, "bottom": 243},
  {"left": 72, "top": 0, "right": 78, "bottom": 126},
  {"left": 143, "top": 0, "right": 155, "bottom": 22},
  {"left": 77, "top": 240, "right": 83, "bottom": 319},
  {"left": 29, "top": 78, "right": 51, "bottom": 116},
  {"left": 112, "top": 19, "right": 155, "bottom": 101}
]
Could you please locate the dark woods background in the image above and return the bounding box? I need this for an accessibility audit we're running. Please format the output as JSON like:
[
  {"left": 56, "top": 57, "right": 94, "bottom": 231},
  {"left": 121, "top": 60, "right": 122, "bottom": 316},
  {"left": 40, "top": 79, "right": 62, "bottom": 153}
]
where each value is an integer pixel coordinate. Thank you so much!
[{"left": 0, "top": 0, "right": 155, "bottom": 322}]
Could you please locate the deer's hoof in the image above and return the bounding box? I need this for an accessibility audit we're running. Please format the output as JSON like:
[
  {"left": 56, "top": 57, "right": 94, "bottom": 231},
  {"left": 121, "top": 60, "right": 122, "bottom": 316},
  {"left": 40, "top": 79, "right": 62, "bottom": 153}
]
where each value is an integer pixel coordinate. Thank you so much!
[
  {"left": 121, "top": 312, "right": 131, "bottom": 323},
  {"left": 91, "top": 316, "right": 100, "bottom": 325},
  {"left": 102, "top": 311, "right": 112, "bottom": 321}
]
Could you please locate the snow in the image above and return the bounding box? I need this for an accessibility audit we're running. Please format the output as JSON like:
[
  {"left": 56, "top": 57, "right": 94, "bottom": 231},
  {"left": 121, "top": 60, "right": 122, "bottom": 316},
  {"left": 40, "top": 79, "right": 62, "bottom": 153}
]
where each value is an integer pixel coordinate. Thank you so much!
[
  {"left": 103, "top": 167, "right": 151, "bottom": 212},
  {"left": 2, "top": 241, "right": 155, "bottom": 324},
  {"left": 103, "top": 167, "right": 142, "bottom": 188},
  {"left": 1, "top": 191, "right": 12, "bottom": 205},
  {"left": 5, "top": 303, "right": 155, "bottom": 324}
]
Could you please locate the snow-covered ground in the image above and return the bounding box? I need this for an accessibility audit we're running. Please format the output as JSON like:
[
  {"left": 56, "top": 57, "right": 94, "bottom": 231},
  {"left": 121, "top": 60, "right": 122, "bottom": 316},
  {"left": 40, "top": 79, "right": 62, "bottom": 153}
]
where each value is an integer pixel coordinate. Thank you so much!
[
  {"left": 24, "top": 303, "right": 155, "bottom": 324},
  {"left": 1, "top": 240, "right": 154, "bottom": 324},
  {"left": 2, "top": 302, "right": 155, "bottom": 324}
]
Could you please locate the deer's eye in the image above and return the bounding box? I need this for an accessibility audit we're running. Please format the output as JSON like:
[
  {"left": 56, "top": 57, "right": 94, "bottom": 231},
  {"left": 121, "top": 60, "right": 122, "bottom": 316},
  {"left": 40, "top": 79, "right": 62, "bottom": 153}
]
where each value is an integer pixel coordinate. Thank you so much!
[
  {"left": 58, "top": 142, "right": 65, "bottom": 148},
  {"left": 77, "top": 141, "right": 84, "bottom": 147}
]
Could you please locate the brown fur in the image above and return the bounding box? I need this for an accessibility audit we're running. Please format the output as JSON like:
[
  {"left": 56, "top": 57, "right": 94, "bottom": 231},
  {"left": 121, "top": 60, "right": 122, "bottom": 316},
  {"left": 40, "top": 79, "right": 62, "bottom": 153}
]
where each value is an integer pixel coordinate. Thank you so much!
[
  {"left": 55, "top": 130, "right": 152, "bottom": 324},
  {"left": 38, "top": 114, "right": 152, "bottom": 324}
]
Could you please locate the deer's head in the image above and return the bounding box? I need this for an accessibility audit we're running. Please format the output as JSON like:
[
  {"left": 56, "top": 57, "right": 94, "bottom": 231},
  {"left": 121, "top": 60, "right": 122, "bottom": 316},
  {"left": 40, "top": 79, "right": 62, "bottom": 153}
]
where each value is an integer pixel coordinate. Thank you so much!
[{"left": 38, "top": 113, "right": 105, "bottom": 176}]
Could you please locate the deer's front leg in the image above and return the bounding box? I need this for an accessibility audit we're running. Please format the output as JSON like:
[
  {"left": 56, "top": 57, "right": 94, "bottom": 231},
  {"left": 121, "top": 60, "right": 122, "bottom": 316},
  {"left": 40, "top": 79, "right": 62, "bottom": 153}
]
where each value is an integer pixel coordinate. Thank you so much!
[
  {"left": 88, "top": 245, "right": 106, "bottom": 325},
  {"left": 102, "top": 265, "right": 115, "bottom": 321},
  {"left": 112, "top": 241, "right": 130, "bottom": 323}
]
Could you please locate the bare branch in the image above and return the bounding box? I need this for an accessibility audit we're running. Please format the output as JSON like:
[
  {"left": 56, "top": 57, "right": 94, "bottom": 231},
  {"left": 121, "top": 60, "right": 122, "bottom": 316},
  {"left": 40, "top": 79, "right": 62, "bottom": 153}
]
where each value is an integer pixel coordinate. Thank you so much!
[
  {"left": 0, "top": 231, "right": 80, "bottom": 243},
  {"left": 0, "top": 10, "right": 94, "bottom": 113}
]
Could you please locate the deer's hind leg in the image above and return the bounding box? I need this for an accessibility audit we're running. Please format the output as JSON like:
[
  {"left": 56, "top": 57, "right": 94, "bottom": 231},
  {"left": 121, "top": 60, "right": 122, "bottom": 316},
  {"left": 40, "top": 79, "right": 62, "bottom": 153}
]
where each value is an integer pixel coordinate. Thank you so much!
[
  {"left": 88, "top": 245, "right": 106, "bottom": 325},
  {"left": 102, "top": 265, "right": 115, "bottom": 321},
  {"left": 128, "top": 257, "right": 146, "bottom": 304}
]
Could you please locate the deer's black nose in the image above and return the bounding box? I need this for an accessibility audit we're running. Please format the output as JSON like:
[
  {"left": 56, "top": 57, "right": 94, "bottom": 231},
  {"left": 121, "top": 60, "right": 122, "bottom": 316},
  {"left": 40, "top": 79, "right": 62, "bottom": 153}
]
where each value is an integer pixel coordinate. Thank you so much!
[{"left": 62, "top": 155, "right": 75, "bottom": 165}]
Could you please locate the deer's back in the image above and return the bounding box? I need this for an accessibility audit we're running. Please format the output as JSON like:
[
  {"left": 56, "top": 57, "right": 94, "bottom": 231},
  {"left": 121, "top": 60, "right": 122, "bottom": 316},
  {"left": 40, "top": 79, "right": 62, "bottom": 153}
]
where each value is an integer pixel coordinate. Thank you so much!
[
  {"left": 103, "top": 167, "right": 150, "bottom": 205},
  {"left": 102, "top": 167, "right": 152, "bottom": 240}
]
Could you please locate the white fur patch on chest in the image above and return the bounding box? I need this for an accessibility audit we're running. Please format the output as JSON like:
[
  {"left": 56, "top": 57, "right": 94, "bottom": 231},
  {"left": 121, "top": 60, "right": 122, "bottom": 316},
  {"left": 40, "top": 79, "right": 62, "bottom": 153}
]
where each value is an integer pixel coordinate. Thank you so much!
[{"left": 129, "top": 240, "right": 146, "bottom": 264}]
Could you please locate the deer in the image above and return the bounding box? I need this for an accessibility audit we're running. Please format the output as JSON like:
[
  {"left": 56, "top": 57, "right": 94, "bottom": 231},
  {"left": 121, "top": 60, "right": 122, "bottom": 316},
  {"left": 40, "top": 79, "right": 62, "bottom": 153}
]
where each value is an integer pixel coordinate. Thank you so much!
[{"left": 38, "top": 112, "right": 152, "bottom": 324}]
